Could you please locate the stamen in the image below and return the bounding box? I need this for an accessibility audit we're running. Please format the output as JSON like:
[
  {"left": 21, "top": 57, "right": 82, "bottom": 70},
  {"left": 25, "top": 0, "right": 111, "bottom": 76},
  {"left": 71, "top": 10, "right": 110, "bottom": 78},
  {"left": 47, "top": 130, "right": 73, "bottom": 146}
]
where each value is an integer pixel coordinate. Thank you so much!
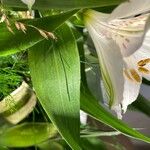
[
  {"left": 138, "top": 58, "right": 150, "bottom": 66},
  {"left": 124, "top": 70, "right": 133, "bottom": 81},
  {"left": 130, "top": 69, "right": 141, "bottom": 83},
  {"left": 137, "top": 60, "right": 146, "bottom": 66},
  {"left": 143, "top": 58, "right": 150, "bottom": 64},
  {"left": 138, "top": 67, "right": 150, "bottom": 74}
]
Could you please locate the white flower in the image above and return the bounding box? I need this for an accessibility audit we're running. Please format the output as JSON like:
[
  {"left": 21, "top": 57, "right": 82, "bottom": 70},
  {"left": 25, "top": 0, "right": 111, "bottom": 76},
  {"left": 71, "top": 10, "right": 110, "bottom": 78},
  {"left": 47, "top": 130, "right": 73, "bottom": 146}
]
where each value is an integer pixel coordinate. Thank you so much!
[
  {"left": 21, "top": 0, "right": 35, "bottom": 10},
  {"left": 80, "top": 110, "right": 87, "bottom": 125},
  {"left": 84, "top": 0, "right": 150, "bottom": 119}
]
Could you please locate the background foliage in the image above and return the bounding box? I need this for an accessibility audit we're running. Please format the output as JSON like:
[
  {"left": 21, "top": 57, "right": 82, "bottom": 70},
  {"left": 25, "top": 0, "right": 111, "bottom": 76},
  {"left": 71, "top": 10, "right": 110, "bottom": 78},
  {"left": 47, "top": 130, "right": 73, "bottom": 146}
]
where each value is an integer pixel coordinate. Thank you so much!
[{"left": 0, "top": 0, "right": 150, "bottom": 149}]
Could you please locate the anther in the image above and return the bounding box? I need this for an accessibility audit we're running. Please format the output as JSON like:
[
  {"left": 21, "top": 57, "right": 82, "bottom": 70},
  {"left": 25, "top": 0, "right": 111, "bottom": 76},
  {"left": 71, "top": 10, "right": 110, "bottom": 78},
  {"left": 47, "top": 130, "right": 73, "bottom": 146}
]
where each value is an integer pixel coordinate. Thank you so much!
[
  {"left": 143, "top": 58, "right": 150, "bottom": 64},
  {"left": 138, "top": 60, "right": 146, "bottom": 66},
  {"left": 138, "top": 67, "right": 150, "bottom": 74},
  {"left": 130, "top": 69, "right": 141, "bottom": 83},
  {"left": 124, "top": 70, "right": 133, "bottom": 81},
  {"left": 138, "top": 58, "right": 150, "bottom": 66}
]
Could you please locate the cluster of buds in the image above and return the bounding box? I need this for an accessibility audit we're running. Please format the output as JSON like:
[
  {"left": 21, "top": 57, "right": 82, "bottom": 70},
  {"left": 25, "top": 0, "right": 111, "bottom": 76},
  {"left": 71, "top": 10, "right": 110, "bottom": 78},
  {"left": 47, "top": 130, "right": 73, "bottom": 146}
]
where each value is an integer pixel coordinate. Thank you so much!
[
  {"left": 15, "top": 22, "right": 27, "bottom": 33},
  {"left": 30, "top": 25, "right": 57, "bottom": 40},
  {"left": 15, "top": 22, "right": 57, "bottom": 40},
  {"left": 0, "top": 5, "right": 56, "bottom": 42},
  {"left": 0, "top": 9, "right": 14, "bottom": 34},
  {"left": 0, "top": 12, "right": 56, "bottom": 40}
]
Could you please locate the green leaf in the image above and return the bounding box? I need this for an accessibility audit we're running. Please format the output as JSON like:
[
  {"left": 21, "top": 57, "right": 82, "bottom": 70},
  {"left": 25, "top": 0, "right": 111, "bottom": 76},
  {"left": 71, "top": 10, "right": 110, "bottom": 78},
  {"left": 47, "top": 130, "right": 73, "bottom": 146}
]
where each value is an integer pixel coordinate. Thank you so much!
[
  {"left": 0, "top": 10, "right": 78, "bottom": 56},
  {"left": 131, "top": 94, "right": 150, "bottom": 117},
  {"left": 0, "top": 147, "right": 8, "bottom": 150},
  {"left": 2, "top": 0, "right": 125, "bottom": 9},
  {"left": 29, "top": 24, "right": 81, "bottom": 149},
  {"left": 0, "top": 123, "right": 57, "bottom": 147},
  {"left": 81, "top": 137, "right": 107, "bottom": 150},
  {"left": 38, "top": 141, "right": 64, "bottom": 150},
  {"left": 80, "top": 87, "right": 150, "bottom": 144}
]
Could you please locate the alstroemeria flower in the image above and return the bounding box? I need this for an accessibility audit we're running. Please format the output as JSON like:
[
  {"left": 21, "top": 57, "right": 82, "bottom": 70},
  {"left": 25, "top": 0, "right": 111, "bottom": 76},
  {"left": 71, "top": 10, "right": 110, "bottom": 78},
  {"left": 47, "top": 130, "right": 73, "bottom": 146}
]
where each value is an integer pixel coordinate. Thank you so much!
[
  {"left": 84, "top": 0, "right": 150, "bottom": 118},
  {"left": 21, "top": 0, "right": 35, "bottom": 10}
]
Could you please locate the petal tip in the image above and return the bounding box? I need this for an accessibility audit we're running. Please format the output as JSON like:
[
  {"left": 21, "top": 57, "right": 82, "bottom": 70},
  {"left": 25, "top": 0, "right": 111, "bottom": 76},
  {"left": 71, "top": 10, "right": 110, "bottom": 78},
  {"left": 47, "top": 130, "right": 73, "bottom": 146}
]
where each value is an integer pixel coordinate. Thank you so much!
[{"left": 112, "top": 105, "right": 123, "bottom": 119}]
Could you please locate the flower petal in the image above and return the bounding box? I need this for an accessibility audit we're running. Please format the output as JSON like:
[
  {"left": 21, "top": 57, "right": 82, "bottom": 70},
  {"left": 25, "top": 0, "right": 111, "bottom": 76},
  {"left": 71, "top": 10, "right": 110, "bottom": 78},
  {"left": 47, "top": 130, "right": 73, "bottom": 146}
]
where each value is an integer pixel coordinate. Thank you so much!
[
  {"left": 85, "top": 14, "right": 124, "bottom": 111},
  {"left": 110, "top": 13, "right": 150, "bottom": 57},
  {"left": 85, "top": 10, "right": 150, "bottom": 57},
  {"left": 120, "top": 30, "right": 150, "bottom": 113},
  {"left": 131, "top": 29, "right": 150, "bottom": 80},
  {"left": 122, "top": 57, "right": 142, "bottom": 113},
  {"left": 109, "top": 0, "right": 150, "bottom": 20},
  {"left": 122, "top": 77, "right": 141, "bottom": 113}
]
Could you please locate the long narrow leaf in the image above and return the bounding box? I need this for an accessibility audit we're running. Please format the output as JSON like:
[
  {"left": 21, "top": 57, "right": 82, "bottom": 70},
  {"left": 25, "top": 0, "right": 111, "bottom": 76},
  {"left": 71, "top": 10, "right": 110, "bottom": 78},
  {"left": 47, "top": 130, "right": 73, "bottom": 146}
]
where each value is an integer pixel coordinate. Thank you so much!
[
  {"left": 2, "top": 0, "right": 125, "bottom": 9},
  {"left": 80, "top": 87, "right": 150, "bottom": 143},
  {"left": 29, "top": 24, "right": 81, "bottom": 149}
]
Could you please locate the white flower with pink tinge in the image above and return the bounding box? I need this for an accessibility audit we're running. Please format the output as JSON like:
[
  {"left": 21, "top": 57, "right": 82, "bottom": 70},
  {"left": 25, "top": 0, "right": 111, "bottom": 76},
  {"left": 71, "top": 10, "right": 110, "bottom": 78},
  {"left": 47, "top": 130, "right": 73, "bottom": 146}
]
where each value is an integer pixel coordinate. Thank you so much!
[{"left": 84, "top": 0, "right": 150, "bottom": 119}]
